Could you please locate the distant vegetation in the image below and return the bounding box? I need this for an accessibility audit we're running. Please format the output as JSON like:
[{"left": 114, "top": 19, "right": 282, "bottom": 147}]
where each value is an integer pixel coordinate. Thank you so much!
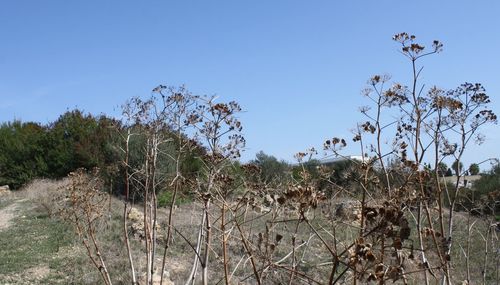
[
  {"left": 471, "top": 161, "right": 500, "bottom": 213},
  {"left": 0, "top": 111, "right": 117, "bottom": 188},
  {"left": 0, "top": 109, "right": 204, "bottom": 194}
]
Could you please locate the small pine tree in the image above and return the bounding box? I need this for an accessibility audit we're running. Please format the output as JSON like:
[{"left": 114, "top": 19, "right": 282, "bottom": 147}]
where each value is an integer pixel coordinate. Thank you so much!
[{"left": 468, "top": 163, "right": 480, "bottom": 175}]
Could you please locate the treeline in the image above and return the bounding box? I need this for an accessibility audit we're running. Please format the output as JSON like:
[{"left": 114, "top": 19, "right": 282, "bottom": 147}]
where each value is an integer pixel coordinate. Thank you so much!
[
  {"left": 0, "top": 110, "right": 117, "bottom": 188},
  {"left": 1, "top": 108, "right": 498, "bottom": 210},
  {"left": 0, "top": 109, "right": 202, "bottom": 192},
  {"left": 0, "top": 108, "right": 360, "bottom": 197}
]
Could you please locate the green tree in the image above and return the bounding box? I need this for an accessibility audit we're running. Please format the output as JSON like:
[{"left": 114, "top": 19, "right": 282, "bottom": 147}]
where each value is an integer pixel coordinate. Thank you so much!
[
  {"left": 468, "top": 163, "right": 480, "bottom": 175},
  {"left": 0, "top": 121, "right": 48, "bottom": 188},
  {"left": 452, "top": 160, "right": 464, "bottom": 175},
  {"left": 474, "top": 162, "right": 500, "bottom": 195},
  {"left": 472, "top": 161, "right": 500, "bottom": 213},
  {"left": 252, "top": 151, "right": 289, "bottom": 185},
  {"left": 437, "top": 162, "right": 448, "bottom": 177},
  {"left": 45, "top": 110, "right": 116, "bottom": 178}
]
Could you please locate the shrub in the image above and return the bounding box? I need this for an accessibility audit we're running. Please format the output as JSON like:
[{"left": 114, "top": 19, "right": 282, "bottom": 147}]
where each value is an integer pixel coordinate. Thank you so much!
[
  {"left": 0, "top": 121, "right": 48, "bottom": 188},
  {"left": 157, "top": 190, "right": 192, "bottom": 207}
]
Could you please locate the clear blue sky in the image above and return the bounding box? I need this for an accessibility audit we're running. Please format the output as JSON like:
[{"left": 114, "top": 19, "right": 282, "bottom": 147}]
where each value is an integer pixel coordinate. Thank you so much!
[{"left": 1, "top": 1, "right": 499, "bottom": 167}]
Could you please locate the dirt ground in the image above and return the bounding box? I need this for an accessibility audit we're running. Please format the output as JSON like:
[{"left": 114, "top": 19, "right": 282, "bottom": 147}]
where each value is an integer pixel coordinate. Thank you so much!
[{"left": 0, "top": 202, "right": 20, "bottom": 231}]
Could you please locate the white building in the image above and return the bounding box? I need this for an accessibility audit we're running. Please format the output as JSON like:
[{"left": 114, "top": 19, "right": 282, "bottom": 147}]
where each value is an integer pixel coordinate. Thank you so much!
[{"left": 319, "top": 155, "right": 364, "bottom": 165}]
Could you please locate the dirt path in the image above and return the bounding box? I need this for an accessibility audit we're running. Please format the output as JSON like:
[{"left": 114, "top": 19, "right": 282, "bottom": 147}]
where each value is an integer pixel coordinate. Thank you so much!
[{"left": 0, "top": 200, "right": 21, "bottom": 231}]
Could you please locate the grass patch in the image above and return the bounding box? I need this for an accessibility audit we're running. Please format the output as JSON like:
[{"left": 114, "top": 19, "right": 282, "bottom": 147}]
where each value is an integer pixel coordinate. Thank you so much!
[
  {"left": 158, "top": 190, "right": 192, "bottom": 207},
  {"left": 0, "top": 199, "right": 13, "bottom": 210},
  {"left": 0, "top": 203, "right": 75, "bottom": 275}
]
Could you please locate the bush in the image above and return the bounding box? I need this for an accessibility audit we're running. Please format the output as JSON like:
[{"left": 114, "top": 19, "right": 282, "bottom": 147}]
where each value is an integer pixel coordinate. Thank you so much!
[
  {"left": 0, "top": 121, "right": 48, "bottom": 188},
  {"left": 252, "top": 151, "right": 290, "bottom": 185},
  {"left": 474, "top": 162, "right": 500, "bottom": 196},
  {"left": 157, "top": 189, "right": 192, "bottom": 207},
  {"left": 473, "top": 162, "right": 500, "bottom": 213},
  {"left": 0, "top": 110, "right": 126, "bottom": 190}
]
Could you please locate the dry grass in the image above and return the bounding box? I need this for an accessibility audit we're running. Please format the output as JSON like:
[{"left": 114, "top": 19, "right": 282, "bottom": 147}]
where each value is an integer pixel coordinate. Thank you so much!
[{"left": 0, "top": 179, "right": 498, "bottom": 284}]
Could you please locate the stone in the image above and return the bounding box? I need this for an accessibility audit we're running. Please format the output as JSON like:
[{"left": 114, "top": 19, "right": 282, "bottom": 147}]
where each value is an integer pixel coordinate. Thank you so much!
[
  {"left": 127, "top": 207, "right": 163, "bottom": 240},
  {"left": 0, "top": 185, "right": 10, "bottom": 196},
  {"left": 335, "top": 200, "right": 362, "bottom": 221}
]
